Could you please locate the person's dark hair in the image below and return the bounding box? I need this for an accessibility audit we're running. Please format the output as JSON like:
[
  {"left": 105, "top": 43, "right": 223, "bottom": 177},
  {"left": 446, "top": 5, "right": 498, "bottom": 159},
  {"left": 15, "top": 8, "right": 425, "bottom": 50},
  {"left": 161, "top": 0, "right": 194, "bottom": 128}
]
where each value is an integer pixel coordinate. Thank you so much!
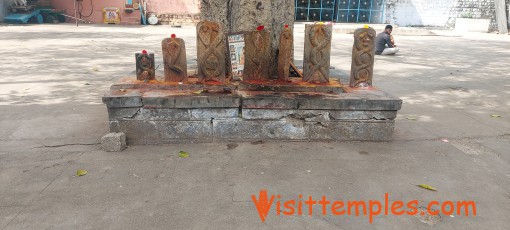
[{"left": 385, "top": 25, "right": 393, "bottom": 30}]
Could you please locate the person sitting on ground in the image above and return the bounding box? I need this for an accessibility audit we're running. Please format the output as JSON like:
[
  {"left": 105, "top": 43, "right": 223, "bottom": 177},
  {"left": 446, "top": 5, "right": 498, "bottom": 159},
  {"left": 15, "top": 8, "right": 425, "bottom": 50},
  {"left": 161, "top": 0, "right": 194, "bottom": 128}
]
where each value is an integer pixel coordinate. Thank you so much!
[{"left": 375, "top": 25, "right": 399, "bottom": 55}]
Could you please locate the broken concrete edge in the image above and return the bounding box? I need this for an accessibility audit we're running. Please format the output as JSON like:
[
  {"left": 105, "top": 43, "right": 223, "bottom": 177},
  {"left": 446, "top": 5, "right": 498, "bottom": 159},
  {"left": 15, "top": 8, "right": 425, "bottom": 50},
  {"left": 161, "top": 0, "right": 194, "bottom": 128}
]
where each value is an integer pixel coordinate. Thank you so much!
[{"left": 101, "top": 132, "right": 127, "bottom": 152}]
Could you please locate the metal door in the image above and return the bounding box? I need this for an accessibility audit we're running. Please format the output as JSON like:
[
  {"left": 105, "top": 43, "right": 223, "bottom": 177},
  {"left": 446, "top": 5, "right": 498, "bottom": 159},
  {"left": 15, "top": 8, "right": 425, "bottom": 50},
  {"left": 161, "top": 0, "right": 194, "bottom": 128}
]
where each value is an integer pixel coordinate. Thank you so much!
[
  {"left": 295, "top": 0, "right": 336, "bottom": 21},
  {"left": 295, "top": 0, "right": 385, "bottom": 23},
  {"left": 336, "top": 0, "right": 384, "bottom": 23}
]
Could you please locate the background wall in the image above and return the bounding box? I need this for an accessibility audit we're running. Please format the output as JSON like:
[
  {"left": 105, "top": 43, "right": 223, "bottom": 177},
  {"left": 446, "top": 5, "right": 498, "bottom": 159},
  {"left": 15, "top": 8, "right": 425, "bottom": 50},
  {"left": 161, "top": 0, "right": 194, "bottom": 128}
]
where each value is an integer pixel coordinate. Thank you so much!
[
  {"left": 385, "top": 0, "right": 455, "bottom": 27},
  {"left": 385, "top": 0, "right": 509, "bottom": 31},
  {"left": 145, "top": 0, "right": 200, "bottom": 25},
  {"left": 50, "top": 0, "right": 140, "bottom": 24},
  {"left": 145, "top": 0, "right": 200, "bottom": 14}
]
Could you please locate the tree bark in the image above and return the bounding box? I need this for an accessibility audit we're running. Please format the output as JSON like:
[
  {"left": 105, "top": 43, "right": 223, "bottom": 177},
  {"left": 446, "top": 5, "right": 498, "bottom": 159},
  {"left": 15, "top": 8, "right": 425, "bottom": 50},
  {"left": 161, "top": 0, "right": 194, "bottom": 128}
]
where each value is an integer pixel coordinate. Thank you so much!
[
  {"left": 495, "top": 0, "right": 508, "bottom": 34},
  {"left": 200, "top": 0, "right": 295, "bottom": 77}
]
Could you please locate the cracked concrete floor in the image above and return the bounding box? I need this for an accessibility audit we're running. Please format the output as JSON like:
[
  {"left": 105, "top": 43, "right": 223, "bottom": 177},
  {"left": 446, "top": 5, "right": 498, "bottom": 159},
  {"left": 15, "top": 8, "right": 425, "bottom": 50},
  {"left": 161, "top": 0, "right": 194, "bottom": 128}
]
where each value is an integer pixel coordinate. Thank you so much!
[{"left": 0, "top": 24, "right": 509, "bottom": 229}]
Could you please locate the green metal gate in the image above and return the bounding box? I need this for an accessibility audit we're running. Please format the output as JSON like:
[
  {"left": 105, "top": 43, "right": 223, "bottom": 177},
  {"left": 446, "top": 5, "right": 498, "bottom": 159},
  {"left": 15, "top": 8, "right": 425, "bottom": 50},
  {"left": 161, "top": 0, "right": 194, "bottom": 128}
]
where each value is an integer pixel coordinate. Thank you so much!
[{"left": 295, "top": 0, "right": 385, "bottom": 23}]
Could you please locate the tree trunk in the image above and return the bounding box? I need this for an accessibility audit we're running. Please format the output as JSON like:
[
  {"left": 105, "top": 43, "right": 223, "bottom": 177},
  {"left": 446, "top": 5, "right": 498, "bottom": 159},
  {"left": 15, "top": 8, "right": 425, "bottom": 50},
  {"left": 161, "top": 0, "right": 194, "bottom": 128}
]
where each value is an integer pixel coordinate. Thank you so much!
[
  {"left": 495, "top": 0, "right": 508, "bottom": 34},
  {"left": 200, "top": 0, "right": 295, "bottom": 77}
]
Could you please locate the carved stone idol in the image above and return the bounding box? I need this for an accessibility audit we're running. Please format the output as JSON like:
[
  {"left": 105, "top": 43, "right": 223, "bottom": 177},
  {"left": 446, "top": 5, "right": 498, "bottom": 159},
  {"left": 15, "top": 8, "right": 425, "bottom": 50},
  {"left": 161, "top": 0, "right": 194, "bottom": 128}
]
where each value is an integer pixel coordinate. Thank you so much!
[
  {"left": 303, "top": 24, "right": 332, "bottom": 83},
  {"left": 135, "top": 50, "right": 155, "bottom": 81},
  {"left": 349, "top": 27, "right": 376, "bottom": 88},
  {"left": 277, "top": 24, "right": 293, "bottom": 82},
  {"left": 197, "top": 21, "right": 226, "bottom": 83},
  {"left": 162, "top": 34, "right": 188, "bottom": 82},
  {"left": 243, "top": 26, "right": 271, "bottom": 81}
]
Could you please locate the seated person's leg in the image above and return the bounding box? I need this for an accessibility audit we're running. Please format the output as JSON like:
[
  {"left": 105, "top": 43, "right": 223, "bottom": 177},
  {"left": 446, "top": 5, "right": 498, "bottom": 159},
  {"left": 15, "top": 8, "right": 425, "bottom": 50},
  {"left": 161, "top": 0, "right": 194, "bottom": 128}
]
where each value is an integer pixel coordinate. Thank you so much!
[{"left": 381, "top": 47, "right": 399, "bottom": 55}]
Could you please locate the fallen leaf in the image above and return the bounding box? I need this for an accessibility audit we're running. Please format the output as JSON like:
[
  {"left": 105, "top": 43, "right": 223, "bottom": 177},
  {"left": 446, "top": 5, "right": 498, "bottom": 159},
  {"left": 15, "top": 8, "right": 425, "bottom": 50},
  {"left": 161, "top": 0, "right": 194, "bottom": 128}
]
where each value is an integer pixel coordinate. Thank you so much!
[
  {"left": 76, "top": 169, "right": 88, "bottom": 176},
  {"left": 119, "top": 89, "right": 127, "bottom": 92},
  {"left": 84, "top": 83, "right": 90, "bottom": 85},
  {"left": 491, "top": 114, "right": 501, "bottom": 118},
  {"left": 92, "top": 67, "right": 99, "bottom": 72},
  {"left": 417, "top": 184, "right": 437, "bottom": 191},
  {"left": 178, "top": 151, "right": 189, "bottom": 158},
  {"left": 192, "top": 90, "right": 202, "bottom": 95},
  {"left": 406, "top": 117, "right": 417, "bottom": 121}
]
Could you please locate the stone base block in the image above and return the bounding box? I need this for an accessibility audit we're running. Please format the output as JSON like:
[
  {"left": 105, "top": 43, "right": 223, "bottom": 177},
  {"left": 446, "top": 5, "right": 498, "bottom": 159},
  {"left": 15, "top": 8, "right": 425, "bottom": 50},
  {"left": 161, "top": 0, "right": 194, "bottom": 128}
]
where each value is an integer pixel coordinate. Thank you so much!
[
  {"left": 108, "top": 118, "right": 394, "bottom": 145},
  {"left": 101, "top": 132, "right": 127, "bottom": 152},
  {"left": 213, "top": 119, "right": 394, "bottom": 142},
  {"left": 103, "top": 86, "right": 402, "bottom": 144}
]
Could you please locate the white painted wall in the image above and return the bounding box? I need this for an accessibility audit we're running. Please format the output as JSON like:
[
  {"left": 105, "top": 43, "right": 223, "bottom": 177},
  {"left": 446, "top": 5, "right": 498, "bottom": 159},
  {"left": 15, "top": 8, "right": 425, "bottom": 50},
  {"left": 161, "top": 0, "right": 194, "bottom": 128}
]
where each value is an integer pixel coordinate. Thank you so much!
[
  {"left": 386, "top": 0, "right": 456, "bottom": 27},
  {"left": 386, "top": 0, "right": 508, "bottom": 30}
]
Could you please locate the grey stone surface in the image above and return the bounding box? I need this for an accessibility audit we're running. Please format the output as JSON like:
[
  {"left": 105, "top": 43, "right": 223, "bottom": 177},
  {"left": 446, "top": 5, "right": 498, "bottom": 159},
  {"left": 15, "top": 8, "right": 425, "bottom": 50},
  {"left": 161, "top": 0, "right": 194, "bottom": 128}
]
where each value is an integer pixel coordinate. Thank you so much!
[
  {"left": 213, "top": 118, "right": 394, "bottom": 141},
  {"left": 102, "top": 91, "right": 143, "bottom": 108},
  {"left": 142, "top": 92, "right": 240, "bottom": 109},
  {"left": 100, "top": 132, "right": 127, "bottom": 152},
  {"left": 242, "top": 109, "right": 397, "bottom": 120},
  {"left": 239, "top": 91, "right": 402, "bottom": 110},
  {"left": 136, "top": 108, "right": 191, "bottom": 120},
  {"left": 108, "top": 108, "right": 239, "bottom": 121},
  {"left": 107, "top": 108, "right": 141, "bottom": 121},
  {"left": 111, "top": 120, "right": 213, "bottom": 144},
  {"left": 103, "top": 84, "right": 400, "bottom": 142},
  {"left": 108, "top": 113, "right": 395, "bottom": 143},
  {"left": 190, "top": 108, "right": 239, "bottom": 119}
]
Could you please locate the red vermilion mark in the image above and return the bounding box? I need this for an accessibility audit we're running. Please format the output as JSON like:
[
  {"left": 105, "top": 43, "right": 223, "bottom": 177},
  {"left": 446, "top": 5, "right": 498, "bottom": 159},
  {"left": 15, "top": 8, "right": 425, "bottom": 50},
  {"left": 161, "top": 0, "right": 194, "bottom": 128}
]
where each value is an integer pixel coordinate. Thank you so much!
[{"left": 171, "top": 34, "right": 176, "bottom": 38}]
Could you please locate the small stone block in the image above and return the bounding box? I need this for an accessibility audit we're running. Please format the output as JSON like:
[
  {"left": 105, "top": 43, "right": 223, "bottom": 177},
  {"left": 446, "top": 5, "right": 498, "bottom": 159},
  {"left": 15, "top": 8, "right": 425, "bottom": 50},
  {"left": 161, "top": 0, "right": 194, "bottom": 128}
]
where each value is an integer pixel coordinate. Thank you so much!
[{"left": 101, "top": 132, "right": 127, "bottom": 152}]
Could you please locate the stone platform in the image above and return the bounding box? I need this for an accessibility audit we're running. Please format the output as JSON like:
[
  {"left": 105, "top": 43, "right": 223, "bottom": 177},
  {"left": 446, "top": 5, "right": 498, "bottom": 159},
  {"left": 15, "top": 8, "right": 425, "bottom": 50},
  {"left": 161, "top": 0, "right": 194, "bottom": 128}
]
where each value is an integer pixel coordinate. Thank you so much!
[{"left": 103, "top": 78, "right": 402, "bottom": 144}]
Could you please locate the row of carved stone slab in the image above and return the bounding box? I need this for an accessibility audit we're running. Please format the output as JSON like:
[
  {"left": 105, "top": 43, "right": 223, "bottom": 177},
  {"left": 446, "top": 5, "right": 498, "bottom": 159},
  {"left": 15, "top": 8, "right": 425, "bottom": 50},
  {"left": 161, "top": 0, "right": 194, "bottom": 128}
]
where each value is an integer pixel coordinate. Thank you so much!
[{"left": 135, "top": 20, "right": 376, "bottom": 88}]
